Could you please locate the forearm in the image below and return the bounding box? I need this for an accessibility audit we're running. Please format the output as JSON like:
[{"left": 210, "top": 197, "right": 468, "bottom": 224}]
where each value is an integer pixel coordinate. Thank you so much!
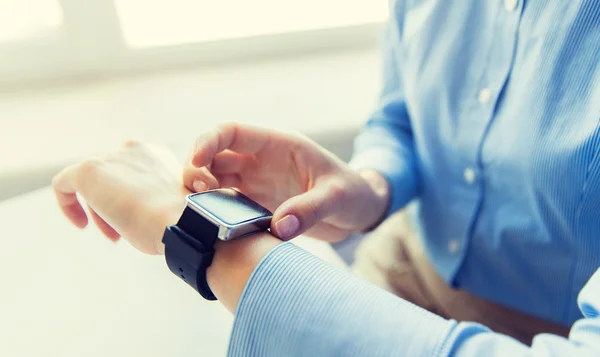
[
  {"left": 206, "top": 232, "right": 281, "bottom": 313},
  {"left": 213, "top": 240, "right": 600, "bottom": 357},
  {"left": 350, "top": 120, "right": 419, "bottom": 217},
  {"left": 349, "top": 19, "right": 419, "bottom": 217},
  {"left": 227, "top": 242, "right": 452, "bottom": 356},
  {"left": 158, "top": 200, "right": 600, "bottom": 357}
]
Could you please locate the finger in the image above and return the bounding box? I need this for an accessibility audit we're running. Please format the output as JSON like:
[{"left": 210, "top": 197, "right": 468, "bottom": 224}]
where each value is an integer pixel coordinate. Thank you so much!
[
  {"left": 52, "top": 165, "right": 89, "bottom": 229},
  {"left": 182, "top": 164, "right": 220, "bottom": 193},
  {"left": 271, "top": 181, "right": 347, "bottom": 240},
  {"left": 210, "top": 151, "right": 254, "bottom": 175},
  {"left": 86, "top": 204, "right": 121, "bottom": 241},
  {"left": 213, "top": 173, "right": 243, "bottom": 190},
  {"left": 192, "top": 122, "right": 280, "bottom": 168}
]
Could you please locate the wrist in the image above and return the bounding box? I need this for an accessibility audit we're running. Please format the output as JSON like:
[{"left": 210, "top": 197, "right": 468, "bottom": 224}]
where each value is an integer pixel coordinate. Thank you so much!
[
  {"left": 153, "top": 195, "right": 190, "bottom": 255},
  {"left": 207, "top": 232, "right": 281, "bottom": 312},
  {"left": 356, "top": 170, "right": 390, "bottom": 231}
]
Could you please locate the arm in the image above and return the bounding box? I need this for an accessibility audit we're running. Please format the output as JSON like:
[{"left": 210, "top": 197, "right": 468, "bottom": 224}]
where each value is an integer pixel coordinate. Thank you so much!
[
  {"left": 350, "top": 17, "right": 420, "bottom": 216},
  {"left": 51, "top": 141, "right": 600, "bottom": 356},
  {"left": 208, "top": 234, "right": 600, "bottom": 357},
  {"left": 445, "top": 270, "right": 600, "bottom": 357}
]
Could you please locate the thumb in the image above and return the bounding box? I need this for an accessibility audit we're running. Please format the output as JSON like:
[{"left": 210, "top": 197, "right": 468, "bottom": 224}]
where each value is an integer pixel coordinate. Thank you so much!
[{"left": 271, "top": 182, "right": 346, "bottom": 240}]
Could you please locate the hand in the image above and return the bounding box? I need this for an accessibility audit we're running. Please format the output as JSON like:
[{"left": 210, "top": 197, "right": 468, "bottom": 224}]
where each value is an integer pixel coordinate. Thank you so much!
[
  {"left": 182, "top": 123, "right": 390, "bottom": 242},
  {"left": 50, "top": 140, "right": 282, "bottom": 313},
  {"left": 52, "top": 141, "right": 189, "bottom": 255}
]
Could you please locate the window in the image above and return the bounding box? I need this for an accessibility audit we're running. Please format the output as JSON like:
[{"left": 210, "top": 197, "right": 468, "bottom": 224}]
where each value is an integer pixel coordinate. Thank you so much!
[
  {"left": 115, "top": 0, "right": 388, "bottom": 48},
  {"left": 0, "top": 0, "right": 63, "bottom": 42},
  {"left": 0, "top": 0, "right": 387, "bottom": 84}
]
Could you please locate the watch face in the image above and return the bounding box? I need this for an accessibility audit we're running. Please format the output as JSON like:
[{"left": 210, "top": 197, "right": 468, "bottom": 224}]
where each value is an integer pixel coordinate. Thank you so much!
[{"left": 187, "top": 189, "right": 272, "bottom": 226}]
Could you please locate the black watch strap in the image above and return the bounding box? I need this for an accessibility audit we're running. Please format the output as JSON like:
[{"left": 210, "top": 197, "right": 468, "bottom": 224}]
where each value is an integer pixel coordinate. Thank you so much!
[{"left": 162, "top": 207, "right": 220, "bottom": 300}]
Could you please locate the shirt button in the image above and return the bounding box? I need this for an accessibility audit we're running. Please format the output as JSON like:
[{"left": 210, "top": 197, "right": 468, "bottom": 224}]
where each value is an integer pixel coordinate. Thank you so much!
[
  {"left": 463, "top": 167, "right": 476, "bottom": 184},
  {"left": 478, "top": 88, "right": 491, "bottom": 104},
  {"left": 504, "top": 0, "right": 518, "bottom": 12},
  {"left": 448, "top": 240, "right": 460, "bottom": 254}
]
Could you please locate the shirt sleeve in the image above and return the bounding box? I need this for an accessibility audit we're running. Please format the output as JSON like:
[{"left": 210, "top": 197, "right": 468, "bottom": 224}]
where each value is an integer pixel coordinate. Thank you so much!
[
  {"left": 228, "top": 242, "right": 600, "bottom": 357},
  {"left": 440, "top": 269, "right": 600, "bottom": 357},
  {"left": 228, "top": 242, "right": 454, "bottom": 356},
  {"left": 349, "top": 17, "right": 419, "bottom": 216}
]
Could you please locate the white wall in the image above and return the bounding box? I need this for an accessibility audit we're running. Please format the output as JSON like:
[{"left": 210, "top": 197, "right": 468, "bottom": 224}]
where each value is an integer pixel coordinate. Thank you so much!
[{"left": 0, "top": 47, "right": 381, "bottom": 200}]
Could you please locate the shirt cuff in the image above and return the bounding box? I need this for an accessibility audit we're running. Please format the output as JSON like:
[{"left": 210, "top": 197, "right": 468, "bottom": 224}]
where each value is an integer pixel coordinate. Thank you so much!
[
  {"left": 349, "top": 147, "right": 417, "bottom": 216},
  {"left": 228, "top": 242, "right": 452, "bottom": 357}
]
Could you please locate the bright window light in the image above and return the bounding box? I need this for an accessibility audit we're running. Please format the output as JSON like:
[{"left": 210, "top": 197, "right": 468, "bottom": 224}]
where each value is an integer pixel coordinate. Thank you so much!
[
  {"left": 114, "top": 0, "right": 388, "bottom": 48},
  {"left": 0, "top": 0, "right": 63, "bottom": 43}
]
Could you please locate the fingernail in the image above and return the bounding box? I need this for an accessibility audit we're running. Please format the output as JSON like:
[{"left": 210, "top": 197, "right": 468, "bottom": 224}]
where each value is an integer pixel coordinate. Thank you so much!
[
  {"left": 275, "top": 215, "right": 300, "bottom": 240},
  {"left": 193, "top": 181, "right": 208, "bottom": 192}
]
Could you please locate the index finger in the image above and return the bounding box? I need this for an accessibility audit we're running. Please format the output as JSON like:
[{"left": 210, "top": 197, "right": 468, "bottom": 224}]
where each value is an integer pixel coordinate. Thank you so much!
[{"left": 191, "top": 122, "right": 276, "bottom": 167}]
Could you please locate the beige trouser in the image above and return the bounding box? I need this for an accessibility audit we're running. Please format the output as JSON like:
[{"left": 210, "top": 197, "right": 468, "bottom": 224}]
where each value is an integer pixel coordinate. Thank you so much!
[{"left": 351, "top": 211, "right": 570, "bottom": 345}]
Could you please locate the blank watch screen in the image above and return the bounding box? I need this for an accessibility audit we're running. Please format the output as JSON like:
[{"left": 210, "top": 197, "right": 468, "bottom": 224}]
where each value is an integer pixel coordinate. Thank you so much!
[{"left": 188, "top": 189, "right": 272, "bottom": 225}]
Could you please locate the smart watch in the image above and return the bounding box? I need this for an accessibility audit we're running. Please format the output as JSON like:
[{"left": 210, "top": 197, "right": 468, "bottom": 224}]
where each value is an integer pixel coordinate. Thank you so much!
[{"left": 162, "top": 188, "right": 272, "bottom": 300}]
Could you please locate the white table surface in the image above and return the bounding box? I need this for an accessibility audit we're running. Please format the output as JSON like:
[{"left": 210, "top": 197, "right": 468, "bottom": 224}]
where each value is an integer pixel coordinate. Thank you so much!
[{"left": 0, "top": 188, "right": 345, "bottom": 357}]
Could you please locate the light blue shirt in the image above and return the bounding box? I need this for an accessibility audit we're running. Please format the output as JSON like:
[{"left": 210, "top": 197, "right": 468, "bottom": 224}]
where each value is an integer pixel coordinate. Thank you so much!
[
  {"left": 350, "top": 0, "right": 600, "bottom": 326},
  {"left": 226, "top": 0, "right": 600, "bottom": 355},
  {"left": 229, "top": 243, "right": 600, "bottom": 356}
]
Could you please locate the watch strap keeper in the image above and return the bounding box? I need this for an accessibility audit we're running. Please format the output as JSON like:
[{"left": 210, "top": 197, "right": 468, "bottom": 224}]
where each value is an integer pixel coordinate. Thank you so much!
[{"left": 162, "top": 225, "right": 217, "bottom": 300}]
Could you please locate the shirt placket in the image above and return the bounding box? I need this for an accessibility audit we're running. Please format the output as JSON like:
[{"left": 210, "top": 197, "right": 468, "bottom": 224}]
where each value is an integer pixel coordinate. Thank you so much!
[{"left": 448, "top": 0, "right": 525, "bottom": 283}]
